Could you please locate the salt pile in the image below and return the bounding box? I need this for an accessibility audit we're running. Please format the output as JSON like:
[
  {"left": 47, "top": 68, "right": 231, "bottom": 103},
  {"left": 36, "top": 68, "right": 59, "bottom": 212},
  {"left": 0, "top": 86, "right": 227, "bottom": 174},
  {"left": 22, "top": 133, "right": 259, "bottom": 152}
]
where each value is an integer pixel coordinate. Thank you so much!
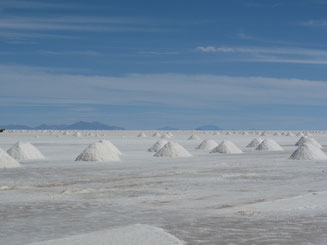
[
  {"left": 187, "top": 134, "right": 201, "bottom": 140},
  {"left": 28, "top": 224, "right": 184, "bottom": 245},
  {"left": 63, "top": 131, "right": 70, "bottom": 136},
  {"left": 137, "top": 132, "right": 147, "bottom": 138},
  {"left": 154, "top": 142, "right": 191, "bottom": 157},
  {"left": 7, "top": 142, "right": 45, "bottom": 160},
  {"left": 75, "top": 140, "right": 121, "bottom": 162},
  {"left": 0, "top": 147, "right": 21, "bottom": 169},
  {"left": 261, "top": 131, "right": 268, "bottom": 136},
  {"left": 256, "top": 139, "right": 283, "bottom": 151},
  {"left": 161, "top": 133, "right": 171, "bottom": 139},
  {"left": 246, "top": 138, "right": 263, "bottom": 148},
  {"left": 196, "top": 139, "right": 218, "bottom": 151},
  {"left": 101, "top": 140, "right": 122, "bottom": 155},
  {"left": 296, "top": 137, "right": 322, "bottom": 148},
  {"left": 148, "top": 139, "right": 168, "bottom": 152},
  {"left": 73, "top": 132, "right": 82, "bottom": 137},
  {"left": 167, "top": 132, "right": 174, "bottom": 137},
  {"left": 152, "top": 132, "right": 161, "bottom": 137},
  {"left": 295, "top": 136, "right": 307, "bottom": 146},
  {"left": 210, "top": 140, "right": 243, "bottom": 154},
  {"left": 289, "top": 143, "right": 327, "bottom": 160}
]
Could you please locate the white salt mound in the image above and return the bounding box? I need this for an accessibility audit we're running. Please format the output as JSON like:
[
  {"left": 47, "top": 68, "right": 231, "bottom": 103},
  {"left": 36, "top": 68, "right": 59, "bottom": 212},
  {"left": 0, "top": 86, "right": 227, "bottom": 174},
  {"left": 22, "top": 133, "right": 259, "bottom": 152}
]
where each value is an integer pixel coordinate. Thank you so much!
[
  {"left": 256, "top": 139, "right": 283, "bottom": 151},
  {"left": 210, "top": 140, "right": 243, "bottom": 154},
  {"left": 148, "top": 139, "right": 168, "bottom": 152},
  {"left": 289, "top": 143, "right": 327, "bottom": 160},
  {"left": 295, "top": 136, "right": 307, "bottom": 146},
  {"left": 152, "top": 132, "right": 161, "bottom": 137},
  {"left": 101, "top": 140, "right": 122, "bottom": 155},
  {"left": 0, "top": 147, "right": 21, "bottom": 169},
  {"left": 28, "top": 224, "right": 185, "bottom": 245},
  {"left": 154, "top": 142, "right": 191, "bottom": 157},
  {"left": 161, "top": 134, "right": 171, "bottom": 139},
  {"left": 75, "top": 140, "right": 120, "bottom": 162},
  {"left": 137, "top": 132, "right": 147, "bottom": 137},
  {"left": 73, "top": 132, "right": 82, "bottom": 137},
  {"left": 246, "top": 138, "right": 263, "bottom": 148},
  {"left": 296, "top": 137, "right": 322, "bottom": 148},
  {"left": 167, "top": 132, "right": 174, "bottom": 137},
  {"left": 187, "top": 134, "right": 201, "bottom": 140},
  {"left": 196, "top": 139, "right": 218, "bottom": 151},
  {"left": 7, "top": 142, "right": 45, "bottom": 160}
]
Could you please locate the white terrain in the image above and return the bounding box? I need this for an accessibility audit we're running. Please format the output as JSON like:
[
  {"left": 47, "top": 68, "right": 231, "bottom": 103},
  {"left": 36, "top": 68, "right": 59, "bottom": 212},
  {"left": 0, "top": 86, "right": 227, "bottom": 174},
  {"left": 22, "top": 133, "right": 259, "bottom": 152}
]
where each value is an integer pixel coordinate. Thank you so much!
[{"left": 1, "top": 130, "right": 327, "bottom": 244}]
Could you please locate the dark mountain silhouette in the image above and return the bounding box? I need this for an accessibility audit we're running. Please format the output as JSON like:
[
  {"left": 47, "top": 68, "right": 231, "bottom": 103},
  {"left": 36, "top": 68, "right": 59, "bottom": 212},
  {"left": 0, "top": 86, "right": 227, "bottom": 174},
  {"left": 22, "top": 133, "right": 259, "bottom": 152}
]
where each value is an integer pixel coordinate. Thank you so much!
[
  {"left": 157, "top": 126, "right": 179, "bottom": 130},
  {"left": 0, "top": 121, "right": 124, "bottom": 130},
  {"left": 195, "top": 125, "right": 222, "bottom": 130}
]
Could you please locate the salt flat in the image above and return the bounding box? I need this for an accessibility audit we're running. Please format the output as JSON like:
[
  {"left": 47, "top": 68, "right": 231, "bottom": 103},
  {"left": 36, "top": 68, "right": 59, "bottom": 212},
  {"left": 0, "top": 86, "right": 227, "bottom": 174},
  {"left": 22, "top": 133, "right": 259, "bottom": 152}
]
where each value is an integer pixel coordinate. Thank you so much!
[{"left": 1, "top": 130, "right": 327, "bottom": 244}]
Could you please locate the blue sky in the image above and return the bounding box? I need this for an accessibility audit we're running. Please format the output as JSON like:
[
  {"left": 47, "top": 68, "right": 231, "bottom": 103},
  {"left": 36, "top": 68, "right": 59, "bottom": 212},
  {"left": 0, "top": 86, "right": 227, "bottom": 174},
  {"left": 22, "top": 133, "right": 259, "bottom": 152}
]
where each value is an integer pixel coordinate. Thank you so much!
[{"left": 1, "top": 0, "right": 327, "bottom": 129}]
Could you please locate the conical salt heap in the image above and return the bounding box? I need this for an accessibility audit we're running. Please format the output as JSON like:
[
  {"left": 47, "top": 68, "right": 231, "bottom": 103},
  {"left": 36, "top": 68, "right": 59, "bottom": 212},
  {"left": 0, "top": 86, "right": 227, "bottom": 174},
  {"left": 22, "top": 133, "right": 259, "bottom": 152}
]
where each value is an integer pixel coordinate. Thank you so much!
[
  {"left": 161, "top": 133, "right": 171, "bottom": 139},
  {"left": 210, "top": 140, "right": 243, "bottom": 154},
  {"left": 148, "top": 139, "right": 168, "bottom": 152},
  {"left": 289, "top": 143, "right": 327, "bottom": 160},
  {"left": 75, "top": 140, "right": 121, "bottom": 162},
  {"left": 154, "top": 142, "right": 191, "bottom": 157},
  {"left": 101, "top": 140, "right": 122, "bottom": 155},
  {"left": 63, "top": 131, "right": 70, "bottom": 135},
  {"left": 187, "top": 134, "right": 201, "bottom": 140},
  {"left": 246, "top": 138, "right": 263, "bottom": 148},
  {"left": 295, "top": 136, "right": 307, "bottom": 145},
  {"left": 7, "top": 142, "right": 45, "bottom": 160},
  {"left": 137, "top": 132, "right": 147, "bottom": 138},
  {"left": 152, "top": 132, "right": 161, "bottom": 137},
  {"left": 196, "top": 139, "right": 218, "bottom": 151},
  {"left": 73, "top": 132, "right": 82, "bottom": 137},
  {"left": 256, "top": 139, "right": 283, "bottom": 151},
  {"left": 296, "top": 137, "right": 322, "bottom": 148},
  {"left": 261, "top": 131, "right": 268, "bottom": 136},
  {"left": 167, "top": 132, "right": 174, "bottom": 137},
  {"left": 0, "top": 147, "right": 21, "bottom": 169}
]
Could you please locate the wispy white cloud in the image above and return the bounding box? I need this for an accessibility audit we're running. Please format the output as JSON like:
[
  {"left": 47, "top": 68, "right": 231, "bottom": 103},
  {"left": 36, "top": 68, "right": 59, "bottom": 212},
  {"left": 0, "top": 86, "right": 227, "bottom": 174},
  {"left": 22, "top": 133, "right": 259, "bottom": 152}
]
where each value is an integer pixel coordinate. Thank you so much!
[
  {"left": 196, "top": 45, "right": 327, "bottom": 65},
  {"left": 0, "top": 16, "right": 159, "bottom": 32},
  {"left": 0, "top": 15, "right": 171, "bottom": 41},
  {"left": 301, "top": 19, "right": 327, "bottom": 27},
  {"left": 196, "top": 46, "right": 327, "bottom": 56},
  {"left": 0, "top": 0, "right": 89, "bottom": 10},
  {"left": 38, "top": 50, "right": 104, "bottom": 56},
  {"left": 1, "top": 65, "right": 327, "bottom": 109}
]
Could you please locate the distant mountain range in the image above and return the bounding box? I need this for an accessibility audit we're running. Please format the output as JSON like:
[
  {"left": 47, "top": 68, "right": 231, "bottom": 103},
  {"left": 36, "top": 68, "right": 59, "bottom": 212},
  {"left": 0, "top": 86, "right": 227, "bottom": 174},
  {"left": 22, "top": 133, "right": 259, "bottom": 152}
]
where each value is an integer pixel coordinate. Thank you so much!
[
  {"left": 0, "top": 121, "right": 125, "bottom": 130},
  {"left": 0, "top": 122, "right": 222, "bottom": 130},
  {"left": 195, "top": 125, "right": 222, "bottom": 130},
  {"left": 157, "top": 126, "right": 179, "bottom": 130}
]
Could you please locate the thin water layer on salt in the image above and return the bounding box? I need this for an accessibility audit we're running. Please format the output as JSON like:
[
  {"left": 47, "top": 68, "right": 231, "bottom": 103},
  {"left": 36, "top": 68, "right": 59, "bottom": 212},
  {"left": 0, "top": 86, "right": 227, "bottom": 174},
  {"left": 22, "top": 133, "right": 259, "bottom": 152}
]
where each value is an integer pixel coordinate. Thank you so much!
[{"left": 1, "top": 131, "right": 327, "bottom": 244}]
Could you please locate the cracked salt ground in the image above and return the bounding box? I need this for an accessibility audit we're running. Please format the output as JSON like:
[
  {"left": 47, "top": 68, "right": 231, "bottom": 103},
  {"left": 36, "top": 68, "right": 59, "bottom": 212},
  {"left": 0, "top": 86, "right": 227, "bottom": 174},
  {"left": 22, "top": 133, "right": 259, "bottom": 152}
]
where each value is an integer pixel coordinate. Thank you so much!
[{"left": 1, "top": 130, "right": 327, "bottom": 244}]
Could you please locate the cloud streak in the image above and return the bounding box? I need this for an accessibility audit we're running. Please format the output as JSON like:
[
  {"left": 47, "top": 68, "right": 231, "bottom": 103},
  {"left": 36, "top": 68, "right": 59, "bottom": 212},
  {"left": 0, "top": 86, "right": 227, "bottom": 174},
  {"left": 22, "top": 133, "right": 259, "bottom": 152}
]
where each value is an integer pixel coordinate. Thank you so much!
[
  {"left": 196, "top": 46, "right": 327, "bottom": 65},
  {"left": 301, "top": 19, "right": 327, "bottom": 27},
  {"left": 1, "top": 65, "right": 327, "bottom": 109}
]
